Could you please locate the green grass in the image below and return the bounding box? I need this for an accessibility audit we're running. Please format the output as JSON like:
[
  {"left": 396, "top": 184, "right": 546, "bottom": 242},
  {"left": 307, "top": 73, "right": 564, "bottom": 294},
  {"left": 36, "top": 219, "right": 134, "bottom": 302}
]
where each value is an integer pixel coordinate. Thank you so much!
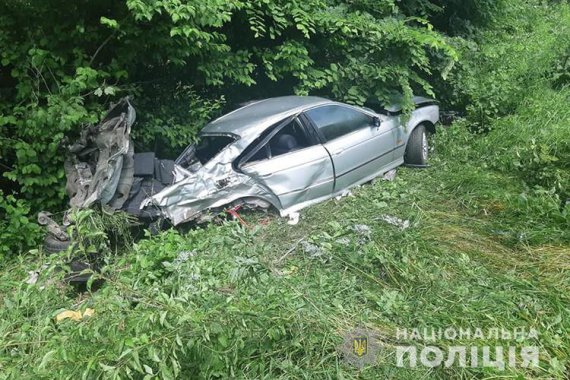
[{"left": 1, "top": 126, "right": 568, "bottom": 379}]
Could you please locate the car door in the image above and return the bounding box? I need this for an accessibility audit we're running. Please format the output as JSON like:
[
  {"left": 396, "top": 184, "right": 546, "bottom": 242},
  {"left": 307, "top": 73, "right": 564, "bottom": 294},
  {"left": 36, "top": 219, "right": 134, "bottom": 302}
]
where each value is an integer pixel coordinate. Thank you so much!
[
  {"left": 239, "top": 117, "right": 334, "bottom": 210},
  {"left": 304, "top": 104, "right": 396, "bottom": 192}
]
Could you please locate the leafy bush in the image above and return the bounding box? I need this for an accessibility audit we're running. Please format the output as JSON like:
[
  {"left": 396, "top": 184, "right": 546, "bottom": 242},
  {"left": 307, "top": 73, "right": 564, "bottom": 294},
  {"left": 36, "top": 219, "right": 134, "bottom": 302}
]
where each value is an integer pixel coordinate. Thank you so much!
[
  {"left": 0, "top": 0, "right": 462, "bottom": 255},
  {"left": 477, "top": 87, "right": 570, "bottom": 199},
  {"left": 437, "top": 1, "right": 570, "bottom": 128},
  {"left": 131, "top": 87, "right": 225, "bottom": 158},
  {"left": 0, "top": 0, "right": 457, "bottom": 208},
  {"left": 432, "top": 125, "right": 569, "bottom": 245},
  {"left": 0, "top": 191, "right": 42, "bottom": 260},
  {"left": 399, "top": 0, "right": 509, "bottom": 36}
]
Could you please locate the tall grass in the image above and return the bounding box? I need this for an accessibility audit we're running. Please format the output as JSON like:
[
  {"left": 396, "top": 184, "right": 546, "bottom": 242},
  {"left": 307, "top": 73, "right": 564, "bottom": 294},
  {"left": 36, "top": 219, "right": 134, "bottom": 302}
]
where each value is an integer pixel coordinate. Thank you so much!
[{"left": 1, "top": 137, "right": 568, "bottom": 378}]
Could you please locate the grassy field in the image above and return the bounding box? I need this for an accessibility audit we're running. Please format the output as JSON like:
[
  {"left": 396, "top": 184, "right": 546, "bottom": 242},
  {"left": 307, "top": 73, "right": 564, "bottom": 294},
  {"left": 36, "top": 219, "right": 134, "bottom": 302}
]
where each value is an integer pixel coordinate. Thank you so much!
[
  {"left": 1, "top": 0, "right": 569, "bottom": 377},
  {"left": 1, "top": 125, "right": 568, "bottom": 379}
]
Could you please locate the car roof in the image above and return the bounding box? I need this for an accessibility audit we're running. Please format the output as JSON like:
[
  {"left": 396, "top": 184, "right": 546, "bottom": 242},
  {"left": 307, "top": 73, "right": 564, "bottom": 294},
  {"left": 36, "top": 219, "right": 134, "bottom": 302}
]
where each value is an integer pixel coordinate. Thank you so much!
[{"left": 201, "top": 96, "right": 332, "bottom": 139}]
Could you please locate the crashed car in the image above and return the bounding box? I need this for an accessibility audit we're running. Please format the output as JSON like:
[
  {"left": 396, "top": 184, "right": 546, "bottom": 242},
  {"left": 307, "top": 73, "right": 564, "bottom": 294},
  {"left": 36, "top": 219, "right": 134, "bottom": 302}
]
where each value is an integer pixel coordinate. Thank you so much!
[
  {"left": 37, "top": 95, "right": 438, "bottom": 282},
  {"left": 144, "top": 95, "right": 439, "bottom": 225}
]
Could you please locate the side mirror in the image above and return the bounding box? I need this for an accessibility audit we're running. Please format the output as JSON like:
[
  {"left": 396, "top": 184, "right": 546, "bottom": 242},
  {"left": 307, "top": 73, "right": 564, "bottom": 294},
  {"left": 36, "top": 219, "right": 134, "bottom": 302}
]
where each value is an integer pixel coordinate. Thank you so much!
[{"left": 373, "top": 116, "right": 382, "bottom": 128}]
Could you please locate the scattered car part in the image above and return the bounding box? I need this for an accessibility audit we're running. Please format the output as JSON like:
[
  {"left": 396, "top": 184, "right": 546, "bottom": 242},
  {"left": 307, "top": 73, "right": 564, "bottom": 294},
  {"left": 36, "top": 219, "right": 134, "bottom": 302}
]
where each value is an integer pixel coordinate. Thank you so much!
[
  {"left": 25, "top": 270, "right": 39, "bottom": 285},
  {"left": 42, "top": 234, "right": 72, "bottom": 254},
  {"left": 353, "top": 224, "right": 372, "bottom": 243},
  {"left": 287, "top": 212, "right": 300, "bottom": 225},
  {"left": 440, "top": 110, "right": 462, "bottom": 125},
  {"left": 377, "top": 214, "right": 411, "bottom": 230},
  {"left": 55, "top": 308, "right": 95, "bottom": 322},
  {"left": 300, "top": 240, "right": 328, "bottom": 260},
  {"left": 38, "top": 212, "right": 72, "bottom": 254},
  {"left": 382, "top": 169, "right": 397, "bottom": 181},
  {"left": 64, "top": 259, "right": 98, "bottom": 286},
  {"left": 38, "top": 211, "right": 69, "bottom": 242}
]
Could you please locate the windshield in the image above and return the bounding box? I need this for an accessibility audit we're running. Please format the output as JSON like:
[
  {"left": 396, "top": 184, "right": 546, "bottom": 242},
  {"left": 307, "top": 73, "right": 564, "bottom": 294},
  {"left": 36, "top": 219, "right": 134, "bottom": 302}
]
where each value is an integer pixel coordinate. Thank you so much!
[{"left": 194, "top": 134, "right": 237, "bottom": 164}]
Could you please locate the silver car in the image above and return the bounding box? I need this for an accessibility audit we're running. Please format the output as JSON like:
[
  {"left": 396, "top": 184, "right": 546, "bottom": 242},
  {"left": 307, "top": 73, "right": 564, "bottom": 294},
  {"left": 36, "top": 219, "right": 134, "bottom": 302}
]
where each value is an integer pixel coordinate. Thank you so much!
[{"left": 145, "top": 96, "right": 439, "bottom": 225}]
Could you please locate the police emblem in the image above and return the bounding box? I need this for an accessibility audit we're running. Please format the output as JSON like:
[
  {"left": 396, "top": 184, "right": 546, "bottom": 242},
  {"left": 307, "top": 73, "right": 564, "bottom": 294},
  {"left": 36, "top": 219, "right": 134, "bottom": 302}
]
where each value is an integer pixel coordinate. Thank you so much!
[
  {"left": 339, "top": 327, "right": 381, "bottom": 367},
  {"left": 352, "top": 336, "right": 368, "bottom": 357}
]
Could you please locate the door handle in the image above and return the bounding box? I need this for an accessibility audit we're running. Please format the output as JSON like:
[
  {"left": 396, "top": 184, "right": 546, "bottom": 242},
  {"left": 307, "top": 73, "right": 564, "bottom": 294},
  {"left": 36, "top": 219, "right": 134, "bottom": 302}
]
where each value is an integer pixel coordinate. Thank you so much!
[{"left": 332, "top": 148, "right": 344, "bottom": 155}]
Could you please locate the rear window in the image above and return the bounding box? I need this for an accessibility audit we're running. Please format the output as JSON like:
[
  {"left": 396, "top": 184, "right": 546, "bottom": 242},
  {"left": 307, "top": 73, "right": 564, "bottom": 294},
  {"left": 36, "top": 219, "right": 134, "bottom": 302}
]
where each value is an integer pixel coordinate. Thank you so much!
[{"left": 195, "top": 134, "right": 236, "bottom": 164}]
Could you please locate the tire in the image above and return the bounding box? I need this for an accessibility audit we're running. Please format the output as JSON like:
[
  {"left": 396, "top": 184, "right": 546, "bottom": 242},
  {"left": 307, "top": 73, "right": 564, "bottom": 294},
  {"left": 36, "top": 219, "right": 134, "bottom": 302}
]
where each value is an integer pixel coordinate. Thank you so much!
[
  {"left": 65, "top": 259, "right": 95, "bottom": 285},
  {"left": 43, "top": 234, "right": 71, "bottom": 254},
  {"left": 404, "top": 124, "right": 429, "bottom": 166}
]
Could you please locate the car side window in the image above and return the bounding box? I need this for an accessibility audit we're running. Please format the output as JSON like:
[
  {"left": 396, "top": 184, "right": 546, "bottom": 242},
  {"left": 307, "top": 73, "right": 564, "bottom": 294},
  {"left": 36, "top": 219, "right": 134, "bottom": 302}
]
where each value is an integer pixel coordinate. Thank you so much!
[
  {"left": 244, "top": 119, "right": 312, "bottom": 165},
  {"left": 305, "top": 105, "right": 373, "bottom": 141}
]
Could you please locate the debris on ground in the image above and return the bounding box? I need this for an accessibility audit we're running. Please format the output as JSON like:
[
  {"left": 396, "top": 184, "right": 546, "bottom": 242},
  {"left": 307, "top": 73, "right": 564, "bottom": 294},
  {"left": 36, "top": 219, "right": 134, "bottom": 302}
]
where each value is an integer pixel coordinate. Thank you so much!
[
  {"left": 36, "top": 99, "right": 165, "bottom": 290},
  {"left": 173, "top": 250, "right": 196, "bottom": 267},
  {"left": 226, "top": 205, "right": 250, "bottom": 227},
  {"left": 38, "top": 212, "right": 72, "bottom": 255},
  {"left": 287, "top": 212, "right": 300, "bottom": 225},
  {"left": 37, "top": 212, "right": 70, "bottom": 242},
  {"left": 353, "top": 224, "right": 372, "bottom": 244},
  {"left": 335, "top": 237, "right": 351, "bottom": 246},
  {"left": 64, "top": 260, "right": 98, "bottom": 286},
  {"left": 25, "top": 271, "right": 39, "bottom": 285},
  {"left": 25, "top": 264, "right": 49, "bottom": 285},
  {"left": 377, "top": 214, "right": 411, "bottom": 230},
  {"left": 382, "top": 169, "right": 397, "bottom": 181},
  {"left": 55, "top": 308, "right": 95, "bottom": 322},
  {"left": 300, "top": 240, "right": 329, "bottom": 260},
  {"left": 335, "top": 190, "right": 353, "bottom": 201},
  {"left": 276, "top": 238, "right": 304, "bottom": 263},
  {"left": 353, "top": 224, "right": 371, "bottom": 236}
]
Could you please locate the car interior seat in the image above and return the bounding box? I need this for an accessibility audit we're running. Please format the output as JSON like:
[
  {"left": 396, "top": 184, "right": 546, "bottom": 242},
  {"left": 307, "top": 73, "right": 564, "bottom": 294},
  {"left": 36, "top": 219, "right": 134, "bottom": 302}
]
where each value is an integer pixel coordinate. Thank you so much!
[{"left": 271, "top": 134, "right": 299, "bottom": 156}]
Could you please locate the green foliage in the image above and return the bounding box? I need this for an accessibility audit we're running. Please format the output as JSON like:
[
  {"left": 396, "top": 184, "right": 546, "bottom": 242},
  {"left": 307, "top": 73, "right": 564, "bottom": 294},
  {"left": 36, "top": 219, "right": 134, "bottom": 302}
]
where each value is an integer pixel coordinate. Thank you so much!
[
  {"left": 1, "top": 143, "right": 568, "bottom": 377},
  {"left": 551, "top": 48, "right": 570, "bottom": 89},
  {"left": 427, "top": 0, "right": 570, "bottom": 200},
  {"left": 399, "top": 0, "right": 509, "bottom": 36},
  {"left": 1, "top": 1, "right": 569, "bottom": 377},
  {"left": 440, "top": 1, "right": 570, "bottom": 128},
  {"left": 0, "top": 191, "right": 42, "bottom": 260},
  {"left": 431, "top": 125, "right": 569, "bottom": 245},
  {"left": 0, "top": 0, "right": 462, "bottom": 254},
  {"left": 131, "top": 87, "right": 225, "bottom": 157},
  {"left": 65, "top": 208, "right": 137, "bottom": 256},
  {"left": 476, "top": 87, "right": 570, "bottom": 199},
  {"left": 0, "top": 0, "right": 457, "bottom": 194}
]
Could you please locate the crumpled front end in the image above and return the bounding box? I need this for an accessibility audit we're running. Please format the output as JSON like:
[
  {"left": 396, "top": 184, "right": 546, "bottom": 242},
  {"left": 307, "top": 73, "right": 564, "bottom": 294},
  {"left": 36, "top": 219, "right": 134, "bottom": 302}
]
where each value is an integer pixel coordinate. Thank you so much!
[
  {"left": 143, "top": 146, "right": 277, "bottom": 225},
  {"left": 65, "top": 98, "right": 136, "bottom": 211}
]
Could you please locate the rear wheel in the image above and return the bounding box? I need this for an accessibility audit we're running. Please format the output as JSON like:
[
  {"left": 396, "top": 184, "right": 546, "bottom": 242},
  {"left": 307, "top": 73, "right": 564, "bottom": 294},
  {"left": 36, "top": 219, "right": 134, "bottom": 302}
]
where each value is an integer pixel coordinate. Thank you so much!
[{"left": 404, "top": 124, "right": 429, "bottom": 166}]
